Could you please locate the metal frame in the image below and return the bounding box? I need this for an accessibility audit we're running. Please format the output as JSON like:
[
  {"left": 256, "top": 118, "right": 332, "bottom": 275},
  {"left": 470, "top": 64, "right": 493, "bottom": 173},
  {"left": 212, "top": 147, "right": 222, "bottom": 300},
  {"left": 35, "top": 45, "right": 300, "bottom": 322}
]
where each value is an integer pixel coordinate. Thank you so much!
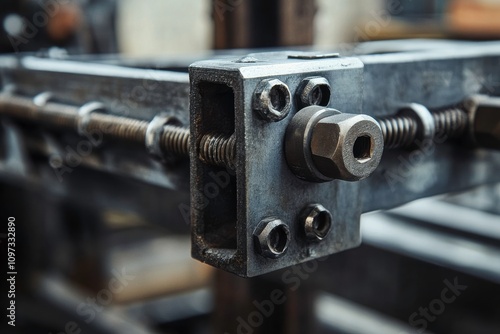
[
  {"left": 1, "top": 41, "right": 500, "bottom": 277},
  {"left": 189, "top": 43, "right": 500, "bottom": 276}
]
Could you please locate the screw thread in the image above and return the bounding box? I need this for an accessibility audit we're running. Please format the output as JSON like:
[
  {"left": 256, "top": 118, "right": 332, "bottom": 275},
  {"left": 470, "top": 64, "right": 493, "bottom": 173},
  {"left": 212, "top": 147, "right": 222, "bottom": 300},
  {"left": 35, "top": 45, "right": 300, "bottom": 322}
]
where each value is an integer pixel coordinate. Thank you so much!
[
  {"left": 161, "top": 125, "right": 190, "bottom": 156},
  {"left": 0, "top": 94, "right": 238, "bottom": 168},
  {"left": 0, "top": 95, "right": 76, "bottom": 129},
  {"left": 378, "top": 115, "right": 419, "bottom": 149},
  {"left": 432, "top": 107, "right": 468, "bottom": 138},
  {"left": 377, "top": 107, "right": 469, "bottom": 149},
  {"left": 199, "top": 133, "right": 236, "bottom": 169},
  {"left": 86, "top": 113, "right": 149, "bottom": 142}
]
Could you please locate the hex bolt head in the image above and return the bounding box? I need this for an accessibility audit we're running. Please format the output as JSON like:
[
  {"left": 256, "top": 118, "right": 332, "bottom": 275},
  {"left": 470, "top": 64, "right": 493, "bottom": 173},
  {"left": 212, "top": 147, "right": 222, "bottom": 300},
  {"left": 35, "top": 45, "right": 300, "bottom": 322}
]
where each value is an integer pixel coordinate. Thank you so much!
[
  {"left": 253, "top": 218, "right": 290, "bottom": 258},
  {"left": 297, "top": 77, "right": 331, "bottom": 108},
  {"left": 285, "top": 106, "right": 341, "bottom": 182},
  {"left": 302, "top": 204, "right": 332, "bottom": 241},
  {"left": 252, "top": 79, "right": 291, "bottom": 122},
  {"left": 285, "top": 106, "right": 384, "bottom": 182},
  {"left": 310, "top": 113, "right": 384, "bottom": 181}
]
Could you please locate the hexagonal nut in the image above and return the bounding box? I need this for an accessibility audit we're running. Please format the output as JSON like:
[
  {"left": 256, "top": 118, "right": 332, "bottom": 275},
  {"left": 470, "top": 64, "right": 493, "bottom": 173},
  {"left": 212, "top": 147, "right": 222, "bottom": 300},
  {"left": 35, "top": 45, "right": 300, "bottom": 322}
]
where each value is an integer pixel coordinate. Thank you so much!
[
  {"left": 465, "top": 95, "right": 500, "bottom": 150},
  {"left": 297, "top": 76, "right": 331, "bottom": 108},
  {"left": 310, "top": 113, "right": 384, "bottom": 181},
  {"left": 252, "top": 78, "right": 291, "bottom": 122},
  {"left": 302, "top": 204, "right": 332, "bottom": 241},
  {"left": 253, "top": 218, "right": 290, "bottom": 259}
]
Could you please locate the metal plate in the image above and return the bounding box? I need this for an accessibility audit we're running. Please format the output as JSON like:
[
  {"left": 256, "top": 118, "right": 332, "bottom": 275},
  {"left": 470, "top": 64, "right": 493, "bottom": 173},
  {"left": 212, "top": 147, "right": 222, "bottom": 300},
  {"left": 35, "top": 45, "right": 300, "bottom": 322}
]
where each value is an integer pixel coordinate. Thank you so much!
[{"left": 190, "top": 53, "right": 364, "bottom": 277}]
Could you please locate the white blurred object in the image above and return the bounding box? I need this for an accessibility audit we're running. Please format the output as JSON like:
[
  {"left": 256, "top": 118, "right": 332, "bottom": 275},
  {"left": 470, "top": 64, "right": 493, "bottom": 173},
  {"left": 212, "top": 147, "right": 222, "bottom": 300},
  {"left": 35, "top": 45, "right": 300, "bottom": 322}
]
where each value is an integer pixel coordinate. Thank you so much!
[
  {"left": 315, "top": 0, "right": 384, "bottom": 47},
  {"left": 117, "top": 0, "right": 212, "bottom": 56}
]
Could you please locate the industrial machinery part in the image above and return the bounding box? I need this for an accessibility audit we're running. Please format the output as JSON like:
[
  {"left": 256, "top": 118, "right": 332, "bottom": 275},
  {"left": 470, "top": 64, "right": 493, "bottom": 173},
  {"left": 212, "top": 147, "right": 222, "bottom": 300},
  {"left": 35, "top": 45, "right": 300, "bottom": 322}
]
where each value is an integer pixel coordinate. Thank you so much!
[
  {"left": 253, "top": 218, "right": 291, "bottom": 259},
  {"left": 378, "top": 103, "right": 468, "bottom": 149},
  {"left": 302, "top": 204, "right": 332, "bottom": 241},
  {"left": 189, "top": 47, "right": 500, "bottom": 276},
  {"left": 284, "top": 99, "right": 487, "bottom": 183},
  {"left": 252, "top": 78, "right": 292, "bottom": 122},
  {"left": 285, "top": 106, "right": 384, "bottom": 182},
  {"left": 1, "top": 43, "right": 500, "bottom": 277},
  {"left": 464, "top": 94, "right": 500, "bottom": 149},
  {"left": 296, "top": 76, "right": 332, "bottom": 108},
  {"left": 0, "top": 94, "right": 233, "bottom": 168}
]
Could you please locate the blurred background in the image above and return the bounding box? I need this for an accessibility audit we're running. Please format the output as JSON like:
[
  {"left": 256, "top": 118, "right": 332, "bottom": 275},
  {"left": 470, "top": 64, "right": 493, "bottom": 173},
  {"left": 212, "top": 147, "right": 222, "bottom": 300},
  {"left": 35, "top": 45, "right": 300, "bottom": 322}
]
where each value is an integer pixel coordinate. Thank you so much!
[
  {"left": 3, "top": 0, "right": 500, "bottom": 56},
  {"left": 1, "top": 1, "right": 500, "bottom": 334}
]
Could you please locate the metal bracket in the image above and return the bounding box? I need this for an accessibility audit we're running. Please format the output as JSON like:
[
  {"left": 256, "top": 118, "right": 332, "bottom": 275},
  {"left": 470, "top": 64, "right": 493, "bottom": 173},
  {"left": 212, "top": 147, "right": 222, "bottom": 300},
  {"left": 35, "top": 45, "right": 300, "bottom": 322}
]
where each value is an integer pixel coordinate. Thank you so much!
[{"left": 189, "top": 53, "right": 364, "bottom": 277}]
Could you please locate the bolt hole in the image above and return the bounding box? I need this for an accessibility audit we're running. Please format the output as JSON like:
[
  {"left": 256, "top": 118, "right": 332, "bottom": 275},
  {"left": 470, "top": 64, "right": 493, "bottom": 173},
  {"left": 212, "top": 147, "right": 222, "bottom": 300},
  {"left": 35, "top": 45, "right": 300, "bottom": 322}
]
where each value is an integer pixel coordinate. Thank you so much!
[
  {"left": 312, "top": 211, "right": 331, "bottom": 239},
  {"left": 270, "top": 85, "right": 288, "bottom": 112},
  {"left": 311, "top": 85, "right": 331, "bottom": 106},
  {"left": 268, "top": 225, "right": 289, "bottom": 254},
  {"left": 353, "top": 135, "right": 372, "bottom": 163}
]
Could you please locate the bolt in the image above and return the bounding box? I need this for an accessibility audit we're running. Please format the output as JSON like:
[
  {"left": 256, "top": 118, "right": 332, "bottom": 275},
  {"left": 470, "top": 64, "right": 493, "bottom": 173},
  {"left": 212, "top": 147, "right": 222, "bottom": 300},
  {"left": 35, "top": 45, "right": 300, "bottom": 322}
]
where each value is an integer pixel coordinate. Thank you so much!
[
  {"left": 310, "top": 113, "right": 384, "bottom": 181},
  {"left": 286, "top": 97, "right": 499, "bottom": 183},
  {"left": 252, "top": 78, "right": 291, "bottom": 122},
  {"left": 253, "top": 218, "right": 290, "bottom": 258},
  {"left": 285, "top": 106, "right": 384, "bottom": 182},
  {"left": 377, "top": 96, "right": 500, "bottom": 150},
  {"left": 464, "top": 95, "right": 500, "bottom": 150},
  {"left": 377, "top": 104, "right": 468, "bottom": 149},
  {"left": 285, "top": 106, "right": 340, "bottom": 182},
  {"left": 297, "top": 77, "right": 331, "bottom": 108},
  {"left": 161, "top": 124, "right": 190, "bottom": 156},
  {"left": 0, "top": 94, "right": 237, "bottom": 168},
  {"left": 302, "top": 204, "right": 332, "bottom": 241},
  {"left": 198, "top": 133, "right": 236, "bottom": 169}
]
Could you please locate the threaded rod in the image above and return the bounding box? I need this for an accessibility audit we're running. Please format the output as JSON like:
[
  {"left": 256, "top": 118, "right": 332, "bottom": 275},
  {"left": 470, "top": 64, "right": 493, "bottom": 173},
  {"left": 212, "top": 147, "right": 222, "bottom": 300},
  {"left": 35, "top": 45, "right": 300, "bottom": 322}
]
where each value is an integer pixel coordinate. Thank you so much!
[
  {"left": 199, "top": 133, "right": 236, "bottom": 170},
  {"left": 377, "top": 107, "right": 469, "bottom": 149},
  {"left": 378, "top": 115, "right": 418, "bottom": 149},
  {"left": 0, "top": 94, "right": 236, "bottom": 169}
]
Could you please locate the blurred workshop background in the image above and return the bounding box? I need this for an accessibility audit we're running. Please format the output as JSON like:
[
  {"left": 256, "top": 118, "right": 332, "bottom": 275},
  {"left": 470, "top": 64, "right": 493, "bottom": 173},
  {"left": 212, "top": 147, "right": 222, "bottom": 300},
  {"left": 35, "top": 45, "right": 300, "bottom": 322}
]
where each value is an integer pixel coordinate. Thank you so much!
[
  {"left": 108, "top": 0, "right": 500, "bottom": 55},
  {"left": 1, "top": 1, "right": 500, "bottom": 334},
  {"left": 3, "top": 0, "right": 500, "bottom": 56},
  {"left": 117, "top": 0, "right": 500, "bottom": 56}
]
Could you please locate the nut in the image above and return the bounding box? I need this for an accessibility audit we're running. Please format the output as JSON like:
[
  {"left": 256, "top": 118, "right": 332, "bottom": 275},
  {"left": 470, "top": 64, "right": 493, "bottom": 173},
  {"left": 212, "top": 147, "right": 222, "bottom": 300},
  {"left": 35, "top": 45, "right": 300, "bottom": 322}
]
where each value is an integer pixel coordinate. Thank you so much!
[
  {"left": 253, "top": 218, "right": 290, "bottom": 258},
  {"left": 398, "top": 103, "right": 435, "bottom": 145},
  {"left": 297, "top": 77, "right": 331, "bottom": 108},
  {"left": 302, "top": 204, "right": 332, "bottom": 241},
  {"left": 311, "top": 113, "right": 384, "bottom": 181},
  {"left": 465, "top": 95, "right": 500, "bottom": 150},
  {"left": 252, "top": 79, "right": 291, "bottom": 122},
  {"left": 285, "top": 106, "right": 341, "bottom": 182}
]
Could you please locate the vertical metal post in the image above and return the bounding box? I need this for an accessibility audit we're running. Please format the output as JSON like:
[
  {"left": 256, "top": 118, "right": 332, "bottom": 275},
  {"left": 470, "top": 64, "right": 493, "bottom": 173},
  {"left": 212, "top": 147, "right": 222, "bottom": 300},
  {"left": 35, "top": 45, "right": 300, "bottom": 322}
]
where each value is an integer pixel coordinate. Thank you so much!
[{"left": 213, "top": 0, "right": 316, "bottom": 49}]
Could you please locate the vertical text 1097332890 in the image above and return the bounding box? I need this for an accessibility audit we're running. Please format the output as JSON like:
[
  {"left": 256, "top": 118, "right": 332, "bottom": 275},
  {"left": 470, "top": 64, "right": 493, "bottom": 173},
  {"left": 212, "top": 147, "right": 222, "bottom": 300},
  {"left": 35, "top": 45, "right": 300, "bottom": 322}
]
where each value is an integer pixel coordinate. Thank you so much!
[{"left": 5, "top": 217, "right": 16, "bottom": 327}]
